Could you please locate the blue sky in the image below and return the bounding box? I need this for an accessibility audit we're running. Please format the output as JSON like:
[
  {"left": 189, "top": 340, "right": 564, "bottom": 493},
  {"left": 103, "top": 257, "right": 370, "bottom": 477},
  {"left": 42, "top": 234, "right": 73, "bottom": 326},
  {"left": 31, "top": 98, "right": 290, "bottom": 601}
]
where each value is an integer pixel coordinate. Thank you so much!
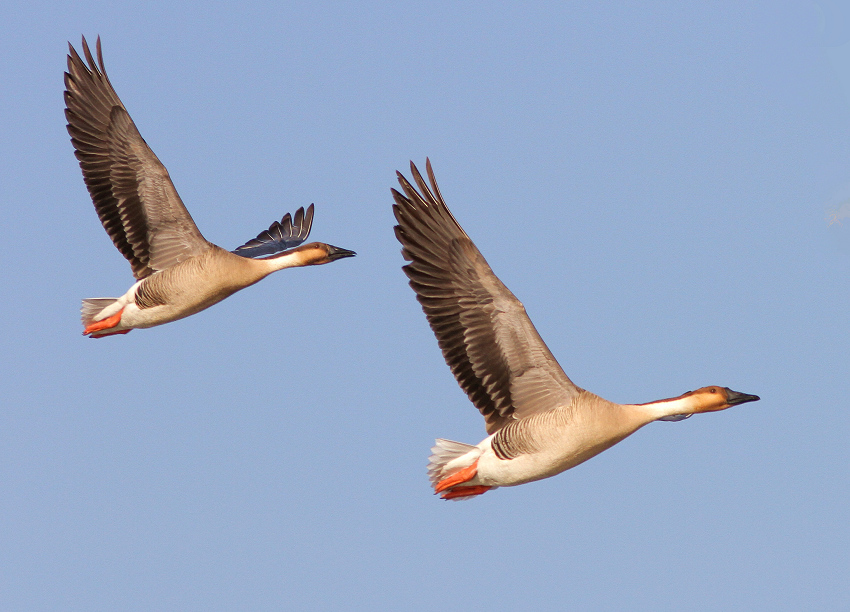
[{"left": 2, "top": 1, "right": 849, "bottom": 610}]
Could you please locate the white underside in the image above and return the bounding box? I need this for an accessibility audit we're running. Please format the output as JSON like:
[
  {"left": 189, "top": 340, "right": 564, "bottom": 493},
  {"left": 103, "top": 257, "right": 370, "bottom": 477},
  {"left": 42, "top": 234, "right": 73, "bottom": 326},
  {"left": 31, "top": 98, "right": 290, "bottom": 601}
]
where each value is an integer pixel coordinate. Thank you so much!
[
  {"left": 81, "top": 280, "right": 182, "bottom": 336},
  {"left": 430, "top": 397, "right": 705, "bottom": 491},
  {"left": 432, "top": 435, "right": 622, "bottom": 490}
]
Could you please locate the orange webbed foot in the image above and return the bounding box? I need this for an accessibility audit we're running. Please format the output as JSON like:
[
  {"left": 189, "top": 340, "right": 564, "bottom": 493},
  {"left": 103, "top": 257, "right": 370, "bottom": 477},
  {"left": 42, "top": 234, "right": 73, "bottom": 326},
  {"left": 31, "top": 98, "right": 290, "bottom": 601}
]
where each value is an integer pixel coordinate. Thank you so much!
[
  {"left": 89, "top": 329, "right": 131, "bottom": 338},
  {"left": 435, "top": 459, "right": 480, "bottom": 494},
  {"left": 83, "top": 307, "right": 125, "bottom": 336},
  {"left": 441, "top": 485, "right": 491, "bottom": 500}
]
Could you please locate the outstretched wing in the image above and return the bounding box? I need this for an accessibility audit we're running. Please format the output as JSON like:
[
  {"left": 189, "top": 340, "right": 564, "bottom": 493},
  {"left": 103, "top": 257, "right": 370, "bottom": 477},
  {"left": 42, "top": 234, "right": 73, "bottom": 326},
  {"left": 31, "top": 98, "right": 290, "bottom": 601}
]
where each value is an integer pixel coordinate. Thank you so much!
[
  {"left": 65, "top": 36, "right": 210, "bottom": 280},
  {"left": 393, "top": 159, "right": 582, "bottom": 434},
  {"left": 232, "top": 205, "right": 314, "bottom": 259}
]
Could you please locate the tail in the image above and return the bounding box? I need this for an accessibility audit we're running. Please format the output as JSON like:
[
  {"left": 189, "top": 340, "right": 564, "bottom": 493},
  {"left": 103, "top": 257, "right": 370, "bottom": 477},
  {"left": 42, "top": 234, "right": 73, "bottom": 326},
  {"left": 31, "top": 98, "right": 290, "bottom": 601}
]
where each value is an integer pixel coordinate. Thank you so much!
[
  {"left": 428, "top": 438, "right": 496, "bottom": 501},
  {"left": 81, "top": 298, "right": 119, "bottom": 327}
]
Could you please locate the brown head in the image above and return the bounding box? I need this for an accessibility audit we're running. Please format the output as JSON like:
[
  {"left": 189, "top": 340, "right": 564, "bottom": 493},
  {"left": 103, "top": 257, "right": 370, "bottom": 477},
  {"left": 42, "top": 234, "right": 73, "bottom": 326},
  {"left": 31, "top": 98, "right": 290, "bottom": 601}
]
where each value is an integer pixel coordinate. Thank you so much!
[
  {"left": 646, "top": 386, "right": 760, "bottom": 421},
  {"left": 289, "top": 242, "right": 357, "bottom": 266},
  {"left": 681, "top": 386, "right": 760, "bottom": 414}
]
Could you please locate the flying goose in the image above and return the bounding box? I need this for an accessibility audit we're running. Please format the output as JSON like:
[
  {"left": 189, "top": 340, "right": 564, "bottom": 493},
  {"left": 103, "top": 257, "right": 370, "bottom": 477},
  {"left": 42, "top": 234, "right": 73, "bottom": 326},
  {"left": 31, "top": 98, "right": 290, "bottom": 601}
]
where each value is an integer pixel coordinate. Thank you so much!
[
  {"left": 65, "top": 37, "right": 355, "bottom": 338},
  {"left": 392, "top": 160, "right": 759, "bottom": 500}
]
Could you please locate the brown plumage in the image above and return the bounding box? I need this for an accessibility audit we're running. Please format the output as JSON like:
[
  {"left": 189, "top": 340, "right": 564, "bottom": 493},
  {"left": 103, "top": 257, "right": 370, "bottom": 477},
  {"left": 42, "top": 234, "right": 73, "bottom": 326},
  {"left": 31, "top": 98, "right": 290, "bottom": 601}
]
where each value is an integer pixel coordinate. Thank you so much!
[
  {"left": 65, "top": 38, "right": 208, "bottom": 280},
  {"left": 393, "top": 160, "right": 582, "bottom": 434}
]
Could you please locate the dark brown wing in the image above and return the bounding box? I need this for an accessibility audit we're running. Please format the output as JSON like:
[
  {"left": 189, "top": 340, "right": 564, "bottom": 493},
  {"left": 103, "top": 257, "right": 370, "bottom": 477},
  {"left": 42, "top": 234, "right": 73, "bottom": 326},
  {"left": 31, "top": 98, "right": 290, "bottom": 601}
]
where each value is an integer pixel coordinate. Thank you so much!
[
  {"left": 232, "top": 205, "right": 315, "bottom": 258},
  {"left": 64, "top": 36, "right": 209, "bottom": 280},
  {"left": 392, "top": 159, "right": 582, "bottom": 434}
]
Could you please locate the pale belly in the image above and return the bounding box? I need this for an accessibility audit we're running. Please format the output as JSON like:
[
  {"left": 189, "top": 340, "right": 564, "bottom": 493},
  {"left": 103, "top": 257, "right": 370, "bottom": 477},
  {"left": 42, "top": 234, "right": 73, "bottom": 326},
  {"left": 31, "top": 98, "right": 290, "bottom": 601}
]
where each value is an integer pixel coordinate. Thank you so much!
[
  {"left": 103, "top": 271, "right": 248, "bottom": 331},
  {"left": 474, "top": 429, "right": 636, "bottom": 488}
]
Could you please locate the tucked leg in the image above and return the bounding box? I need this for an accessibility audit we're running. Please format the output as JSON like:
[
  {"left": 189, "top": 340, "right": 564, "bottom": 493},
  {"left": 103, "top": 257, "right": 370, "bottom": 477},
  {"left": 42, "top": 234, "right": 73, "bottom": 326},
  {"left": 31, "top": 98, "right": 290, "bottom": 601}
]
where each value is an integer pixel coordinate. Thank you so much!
[
  {"left": 83, "top": 307, "right": 125, "bottom": 335},
  {"left": 90, "top": 329, "right": 131, "bottom": 338},
  {"left": 441, "top": 485, "right": 491, "bottom": 500},
  {"left": 435, "top": 459, "right": 479, "bottom": 493}
]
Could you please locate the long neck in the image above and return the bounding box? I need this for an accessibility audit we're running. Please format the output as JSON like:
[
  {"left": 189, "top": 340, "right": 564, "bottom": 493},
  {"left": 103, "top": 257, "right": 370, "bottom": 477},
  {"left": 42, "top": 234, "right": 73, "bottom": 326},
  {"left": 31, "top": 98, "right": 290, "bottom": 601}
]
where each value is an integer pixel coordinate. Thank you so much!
[
  {"left": 624, "top": 394, "right": 701, "bottom": 422},
  {"left": 263, "top": 249, "right": 315, "bottom": 271},
  {"left": 244, "top": 248, "right": 317, "bottom": 277}
]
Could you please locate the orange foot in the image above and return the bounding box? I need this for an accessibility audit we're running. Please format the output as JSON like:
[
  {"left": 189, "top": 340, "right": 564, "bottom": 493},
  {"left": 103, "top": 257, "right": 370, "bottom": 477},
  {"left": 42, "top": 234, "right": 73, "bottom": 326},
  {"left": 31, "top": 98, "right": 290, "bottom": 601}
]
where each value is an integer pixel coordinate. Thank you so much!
[
  {"left": 84, "top": 307, "right": 125, "bottom": 336},
  {"left": 90, "top": 329, "right": 131, "bottom": 338},
  {"left": 441, "top": 485, "right": 492, "bottom": 500},
  {"left": 435, "top": 459, "right": 480, "bottom": 494}
]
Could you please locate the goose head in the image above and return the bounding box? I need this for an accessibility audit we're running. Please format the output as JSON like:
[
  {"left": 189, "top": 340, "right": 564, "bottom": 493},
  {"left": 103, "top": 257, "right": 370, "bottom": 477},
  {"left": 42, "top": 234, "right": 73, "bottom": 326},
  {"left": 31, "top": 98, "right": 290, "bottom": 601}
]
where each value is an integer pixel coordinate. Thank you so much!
[
  {"left": 283, "top": 242, "right": 357, "bottom": 266},
  {"left": 646, "top": 386, "right": 760, "bottom": 421},
  {"left": 304, "top": 243, "right": 356, "bottom": 265},
  {"left": 684, "top": 386, "right": 761, "bottom": 413}
]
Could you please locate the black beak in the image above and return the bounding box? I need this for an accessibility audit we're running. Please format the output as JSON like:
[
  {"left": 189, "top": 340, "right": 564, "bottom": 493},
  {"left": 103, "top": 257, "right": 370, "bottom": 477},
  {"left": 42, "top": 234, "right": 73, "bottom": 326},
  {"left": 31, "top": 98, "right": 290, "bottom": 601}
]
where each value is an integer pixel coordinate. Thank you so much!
[
  {"left": 724, "top": 388, "right": 760, "bottom": 406},
  {"left": 326, "top": 245, "right": 356, "bottom": 261}
]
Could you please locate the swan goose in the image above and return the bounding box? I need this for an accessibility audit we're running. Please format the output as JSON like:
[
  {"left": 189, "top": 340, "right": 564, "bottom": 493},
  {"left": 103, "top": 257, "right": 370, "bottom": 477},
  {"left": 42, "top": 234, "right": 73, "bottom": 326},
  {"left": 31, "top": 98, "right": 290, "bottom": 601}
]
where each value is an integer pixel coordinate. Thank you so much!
[
  {"left": 392, "top": 160, "right": 759, "bottom": 500},
  {"left": 65, "top": 37, "right": 355, "bottom": 338}
]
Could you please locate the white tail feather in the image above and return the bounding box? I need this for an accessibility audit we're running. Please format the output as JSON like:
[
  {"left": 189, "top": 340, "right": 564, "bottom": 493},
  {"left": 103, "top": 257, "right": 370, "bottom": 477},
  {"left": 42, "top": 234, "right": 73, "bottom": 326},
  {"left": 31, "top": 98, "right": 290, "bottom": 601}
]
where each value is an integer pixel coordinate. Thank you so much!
[
  {"left": 427, "top": 438, "right": 480, "bottom": 487},
  {"left": 81, "top": 298, "right": 118, "bottom": 326}
]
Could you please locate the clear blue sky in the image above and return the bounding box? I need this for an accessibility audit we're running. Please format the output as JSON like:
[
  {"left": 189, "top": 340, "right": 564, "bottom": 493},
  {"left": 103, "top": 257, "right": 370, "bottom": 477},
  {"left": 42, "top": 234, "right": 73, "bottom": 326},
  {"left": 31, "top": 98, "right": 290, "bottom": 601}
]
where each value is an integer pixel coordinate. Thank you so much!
[{"left": 2, "top": 1, "right": 849, "bottom": 610}]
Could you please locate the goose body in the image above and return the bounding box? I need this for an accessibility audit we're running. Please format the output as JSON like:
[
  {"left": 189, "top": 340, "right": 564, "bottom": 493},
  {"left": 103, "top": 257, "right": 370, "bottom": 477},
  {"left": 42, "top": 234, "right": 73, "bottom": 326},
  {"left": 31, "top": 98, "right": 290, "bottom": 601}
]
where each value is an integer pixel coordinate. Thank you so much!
[
  {"left": 65, "top": 37, "right": 355, "bottom": 338},
  {"left": 392, "top": 160, "right": 759, "bottom": 500}
]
